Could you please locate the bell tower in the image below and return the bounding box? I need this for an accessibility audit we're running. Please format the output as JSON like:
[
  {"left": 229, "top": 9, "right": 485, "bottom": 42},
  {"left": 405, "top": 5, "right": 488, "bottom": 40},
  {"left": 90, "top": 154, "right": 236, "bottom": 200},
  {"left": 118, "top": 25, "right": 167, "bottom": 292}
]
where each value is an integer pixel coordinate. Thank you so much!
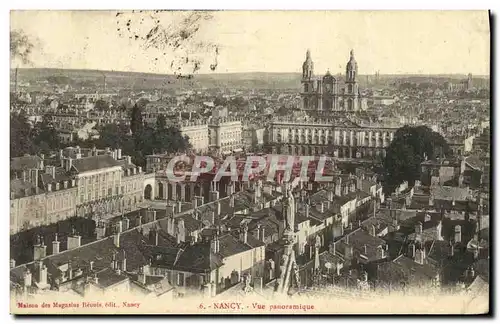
[
  {"left": 344, "top": 49, "right": 360, "bottom": 111},
  {"left": 301, "top": 49, "right": 317, "bottom": 110}
]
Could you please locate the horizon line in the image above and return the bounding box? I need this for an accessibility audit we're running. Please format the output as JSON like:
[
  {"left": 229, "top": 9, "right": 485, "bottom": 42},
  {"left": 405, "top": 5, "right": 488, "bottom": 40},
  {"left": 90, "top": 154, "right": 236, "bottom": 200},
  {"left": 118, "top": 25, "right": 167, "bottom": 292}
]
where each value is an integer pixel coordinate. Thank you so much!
[{"left": 12, "top": 67, "right": 490, "bottom": 78}]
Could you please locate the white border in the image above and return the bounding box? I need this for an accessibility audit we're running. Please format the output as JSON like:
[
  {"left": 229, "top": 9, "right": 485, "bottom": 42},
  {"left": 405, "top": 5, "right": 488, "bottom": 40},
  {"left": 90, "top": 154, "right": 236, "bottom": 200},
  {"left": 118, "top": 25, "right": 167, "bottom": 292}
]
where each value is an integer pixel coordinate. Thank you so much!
[{"left": 2, "top": 1, "right": 498, "bottom": 323}]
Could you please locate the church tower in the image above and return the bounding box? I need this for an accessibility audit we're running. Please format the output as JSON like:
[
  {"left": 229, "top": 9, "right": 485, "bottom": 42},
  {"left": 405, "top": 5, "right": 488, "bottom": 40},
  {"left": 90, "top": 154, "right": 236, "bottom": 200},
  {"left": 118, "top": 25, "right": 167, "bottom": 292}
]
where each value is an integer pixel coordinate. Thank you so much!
[
  {"left": 344, "top": 49, "right": 360, "bottom": 111},
  {"left": 301, "top": 49, "right": 317, "bottom": 110},
  {"left": 302, "top": 49, "right": 314, "bottom": 79}
]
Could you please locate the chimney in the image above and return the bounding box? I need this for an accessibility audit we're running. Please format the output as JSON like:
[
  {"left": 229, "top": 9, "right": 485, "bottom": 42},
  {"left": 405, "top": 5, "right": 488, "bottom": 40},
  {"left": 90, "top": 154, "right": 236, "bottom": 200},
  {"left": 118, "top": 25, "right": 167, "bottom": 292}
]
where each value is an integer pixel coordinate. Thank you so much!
[
  {"left": 316, "top": 202, "right": 325, "bottom": 213},
  {"left": 138, "top": 266, "right": 147, "bottom": 285},
  {"left": 414, "top": 248, "right": 425, "bottom": 265},
  {"left": 370, "top": 224, "right": 377, "bottom": 237},
  {"left": 216, "top": 201, "right": 221, "bottom": 216},
  {"left": 435, "top": 220, "right": 443, "bottom": 241},
  {"left": 117, "top": 148, "right": 122, "bottom": 160},
  {"left": 96, "top": 222, "right": 106, "bottom": 240},
  {"left": 415, "top": 222, "right": 423, "bottom": 235},
  {"left": 328, "top": 190, "right": 334, "bottom": 202},
  {"left": 122, "top": 217, "right": 130, "bottom": 231},
  {"left": 240, "top": 224, "right": 248, "bottom": 245},
  {"left": 211, "top": 236, "right": 220, "bottom": 254},
  {"left": 111, "top": 253, "right": 117, "bottom": 270},
  {"left": 253, "top": 277, "right": 263, "bottom": 294},
  {"left": 68, "top": 262, "right": 73, "bottom": 280},
  {"left": 349, "top": 223, "right": 353, "bottom": 231},
  {"left": 177, "top": 200, "right": 182, "bottom": 213},
  {"left": 193, "top": 197, "right": 199, "bottom": 209},
  {"left": 149, "top": 228, "right": 159, "bottom": 246},
  {"left": 116, "top": 220, "right": 123, "bottom": 233},
  {"left": 33, "top": 236, "right": 47, "bottom": 261},
  {"left": 37, "top": 260, "right": 48, "bottom": 286},
  {"left": 67, "top": 229, "right": 82, "bottom": 250},
  {"left": 305, "top": 203, "right": 310, "bottom": 218},
  {"left": 210, "top": 189, "right": 220, "bottom": 202},
  {"left": 363, "top": 244, "right": 368, "bottom": 255},
  {"left": 113, "top": 231, "right": 120, "bottom": 248},
  {"left": 344, "top": 245, "right": 353, "bottom": 261},
  {"left": 121, "top": 251, "right": 127, "bottom": 272},
  {"left": 454, "top": 225, "right": 462, "bottom": 243},
  {"left": 52, "top": 233, "right": 60, "bottom": 255},
  {"left": 89, "top": 261, "right": 94, "bottom": 271},
  {"left": 137, "top": 215, "right": 142, "bottom": 227},
  {"left": 10, "top": 259, "right": 16, "bottom": 269},
  {"left": 177, "top": 219, "right": 186, "bottom": 244},
  {"left": 469, "top": 266, "right": 475, "bottom": 279},
  {"left": 329, "top": 242, "right": 336, "bottom": 254},
  {"left": 227, "top": 181, "right": 234, "bottom": 196},
  {"left": 408, "top": 243, "right": 416, "bottom": 258},
  {"left": 65, "top": 157, "right": 73, "bottom": 172},
  {"left": 450, "top": 242, "right": 455, "bottom": 257},
  {"left": 376, "top": 245, "right": 385, "bottom": 259},
  {"left": 23, "top": 269, "right": 32, "bottom": 287},
  {"left": 229, "top": 194, "right": 235, "bottom": 208},
  {"left": 314, "top": 241, "right": 320, "bottom": 270}
]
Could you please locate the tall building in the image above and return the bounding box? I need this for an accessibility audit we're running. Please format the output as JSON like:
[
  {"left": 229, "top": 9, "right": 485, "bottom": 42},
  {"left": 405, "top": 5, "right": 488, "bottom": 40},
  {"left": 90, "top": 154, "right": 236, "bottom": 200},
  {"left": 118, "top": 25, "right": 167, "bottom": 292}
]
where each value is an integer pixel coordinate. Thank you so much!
[{"left": 300, "top": 49, "right": 367, "bottom": 112}]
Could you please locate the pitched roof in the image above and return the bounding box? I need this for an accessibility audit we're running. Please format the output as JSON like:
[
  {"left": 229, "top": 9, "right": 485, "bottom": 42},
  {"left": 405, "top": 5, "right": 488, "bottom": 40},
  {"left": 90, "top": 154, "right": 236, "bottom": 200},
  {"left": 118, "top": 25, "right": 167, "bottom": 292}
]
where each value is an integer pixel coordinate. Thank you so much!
[
  {"left": 71, "top": 155, "right": 120, "bottom": 173},
  {"left": 11, "top": 156, "right": 42, "bottom": 171}
]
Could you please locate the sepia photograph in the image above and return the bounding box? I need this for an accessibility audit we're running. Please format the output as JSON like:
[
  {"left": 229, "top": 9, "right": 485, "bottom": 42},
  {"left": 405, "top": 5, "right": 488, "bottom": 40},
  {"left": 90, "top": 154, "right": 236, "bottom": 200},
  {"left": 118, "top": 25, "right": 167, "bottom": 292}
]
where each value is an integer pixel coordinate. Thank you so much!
[{"left": 8, "top": 9, "right": 491, "bottom": 315}]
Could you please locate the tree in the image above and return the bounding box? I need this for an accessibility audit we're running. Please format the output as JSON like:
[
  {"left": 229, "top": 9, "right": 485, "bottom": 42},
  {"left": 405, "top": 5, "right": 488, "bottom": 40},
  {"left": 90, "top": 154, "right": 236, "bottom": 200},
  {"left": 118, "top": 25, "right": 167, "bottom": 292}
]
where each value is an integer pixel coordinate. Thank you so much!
[
  {"left": 94, "top": 99, "right": 109, "bottom": 111},
  {"left": 10, "top": 111, "right": 35, "bottom": 157},
  {"left": 130, "top": 104, "right": 143, "bottom": 137},
  {"left": 33, "top": 114, "right": 61, "bottom": 154},
  {"left": 94, "top": 124, "right": 129, "bottom": 149},
  {"left": 382, "top": 125, "right": 451, "bottom": 194}
]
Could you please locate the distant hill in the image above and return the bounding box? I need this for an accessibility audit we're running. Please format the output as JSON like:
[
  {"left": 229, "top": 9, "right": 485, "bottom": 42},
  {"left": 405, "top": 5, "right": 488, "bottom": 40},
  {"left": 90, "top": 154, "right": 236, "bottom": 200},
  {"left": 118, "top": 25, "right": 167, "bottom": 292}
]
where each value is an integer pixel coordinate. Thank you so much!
[{"left": 11, "top": 68, "right": 489, "bottom": 91}]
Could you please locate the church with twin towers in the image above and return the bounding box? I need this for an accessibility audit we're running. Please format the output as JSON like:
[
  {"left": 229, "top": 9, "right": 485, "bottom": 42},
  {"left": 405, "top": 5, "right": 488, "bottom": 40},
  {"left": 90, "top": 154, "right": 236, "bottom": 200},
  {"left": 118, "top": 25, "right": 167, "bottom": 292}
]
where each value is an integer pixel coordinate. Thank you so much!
[{"left": 301, "top": 49, "right": 368, "bottom": 112}]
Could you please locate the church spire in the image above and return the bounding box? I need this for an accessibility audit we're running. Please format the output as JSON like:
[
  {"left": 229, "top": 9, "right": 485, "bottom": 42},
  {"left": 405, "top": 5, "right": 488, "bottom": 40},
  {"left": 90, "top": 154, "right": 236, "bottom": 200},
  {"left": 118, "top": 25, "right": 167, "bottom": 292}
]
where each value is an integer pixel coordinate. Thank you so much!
[
  {"left": 302, "top": 49, "right": 314, "bottom": 80},
  {"left": 346, "top": 49, "right": 358, "bottom": 82}
]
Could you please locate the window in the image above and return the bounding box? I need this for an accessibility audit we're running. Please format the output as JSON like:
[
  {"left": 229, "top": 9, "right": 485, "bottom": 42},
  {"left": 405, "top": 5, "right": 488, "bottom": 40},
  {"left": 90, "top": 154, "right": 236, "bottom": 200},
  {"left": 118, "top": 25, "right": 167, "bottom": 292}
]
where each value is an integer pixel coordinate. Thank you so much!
[{"left": 108, "top": 188, "right": 112, "bottom": 196}]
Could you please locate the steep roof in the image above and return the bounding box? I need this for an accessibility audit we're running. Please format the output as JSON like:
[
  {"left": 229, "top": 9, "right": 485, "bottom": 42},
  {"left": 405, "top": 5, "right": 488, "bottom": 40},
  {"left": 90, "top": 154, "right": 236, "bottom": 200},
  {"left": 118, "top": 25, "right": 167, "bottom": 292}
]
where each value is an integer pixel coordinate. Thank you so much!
[
  {"left": 11, "top": 156, "right": 42, "bottom": 171},
  {"left": 71, "top": 155, "right": 121, "bottom": 173}
]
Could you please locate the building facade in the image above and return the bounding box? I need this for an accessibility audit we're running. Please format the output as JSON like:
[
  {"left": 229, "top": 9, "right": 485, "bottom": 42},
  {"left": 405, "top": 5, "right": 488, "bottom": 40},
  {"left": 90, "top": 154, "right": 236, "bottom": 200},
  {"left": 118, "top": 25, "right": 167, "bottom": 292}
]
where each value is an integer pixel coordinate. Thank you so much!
[
  {"left": 180, "top": 121, "right": 210, "bottom": 153},
  {"left": 301, "top": 50, "right": 367, "bottom": 112},
  {"left": 209, "top": 118, "right": 243, "bottom": 154},
  {"left": 266, "top": 118, "right": 396, "bottom": 158}
]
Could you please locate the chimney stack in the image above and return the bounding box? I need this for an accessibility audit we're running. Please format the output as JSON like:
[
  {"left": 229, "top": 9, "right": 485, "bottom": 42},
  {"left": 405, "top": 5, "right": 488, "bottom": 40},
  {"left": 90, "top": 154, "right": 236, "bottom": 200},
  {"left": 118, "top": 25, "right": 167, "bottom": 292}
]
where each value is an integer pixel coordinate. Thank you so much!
[
  {"left": 240, "top": 224, "right": 248, "bottom": 245},
  {"left": 415, "top": 248, "right": 425, "bottom": 265},
  {"left": 408, "top": 243, "right": 416, "bottom": 258},
  {"left": 454, "top": 225, "right": 462, "bottom": 243},
  {"left": 33, "top": 235, "right": 47, "bottom": 261},
  {"left": 138, "top": 266, "right": 147, "bottom": 285},
  {"left": 376, "top": 245, "right": 385, "bottom": 259},
  {"left": 52, "top": 233, "right": 60, "bottom": 255},
  {"left": 329, "top": 242, "right": 336, "bottom": 255},
  {"left": 113, "top": 231, "right": 120, "bottom": 248},
  {"left": 67, "top": 228, "right": 82, "bottom": 250},
  {"left": 121, "top": 251, "right": 127, "bottom": 272},
  {"left": 23, "top": 269, "right": 32, "bottom": 288},
  {"left": 211, "top": 235, "right": 220, "bottom": 254}
]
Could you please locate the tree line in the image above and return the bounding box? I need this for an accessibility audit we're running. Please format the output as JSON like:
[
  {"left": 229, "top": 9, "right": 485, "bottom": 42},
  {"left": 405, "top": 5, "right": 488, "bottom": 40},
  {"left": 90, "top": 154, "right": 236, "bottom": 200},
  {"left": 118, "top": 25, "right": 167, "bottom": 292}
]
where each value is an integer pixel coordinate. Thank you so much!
[{"left": 10, "top": 104, "right": 191, "bottom": 167}]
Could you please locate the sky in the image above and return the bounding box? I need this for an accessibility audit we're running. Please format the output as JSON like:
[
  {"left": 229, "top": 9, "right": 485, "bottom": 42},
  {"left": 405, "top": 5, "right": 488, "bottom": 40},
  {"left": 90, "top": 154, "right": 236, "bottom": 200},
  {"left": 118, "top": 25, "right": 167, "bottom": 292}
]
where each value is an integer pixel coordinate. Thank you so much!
[{"left": 10, "top": 10, "right": 490, "bottom": 75}]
